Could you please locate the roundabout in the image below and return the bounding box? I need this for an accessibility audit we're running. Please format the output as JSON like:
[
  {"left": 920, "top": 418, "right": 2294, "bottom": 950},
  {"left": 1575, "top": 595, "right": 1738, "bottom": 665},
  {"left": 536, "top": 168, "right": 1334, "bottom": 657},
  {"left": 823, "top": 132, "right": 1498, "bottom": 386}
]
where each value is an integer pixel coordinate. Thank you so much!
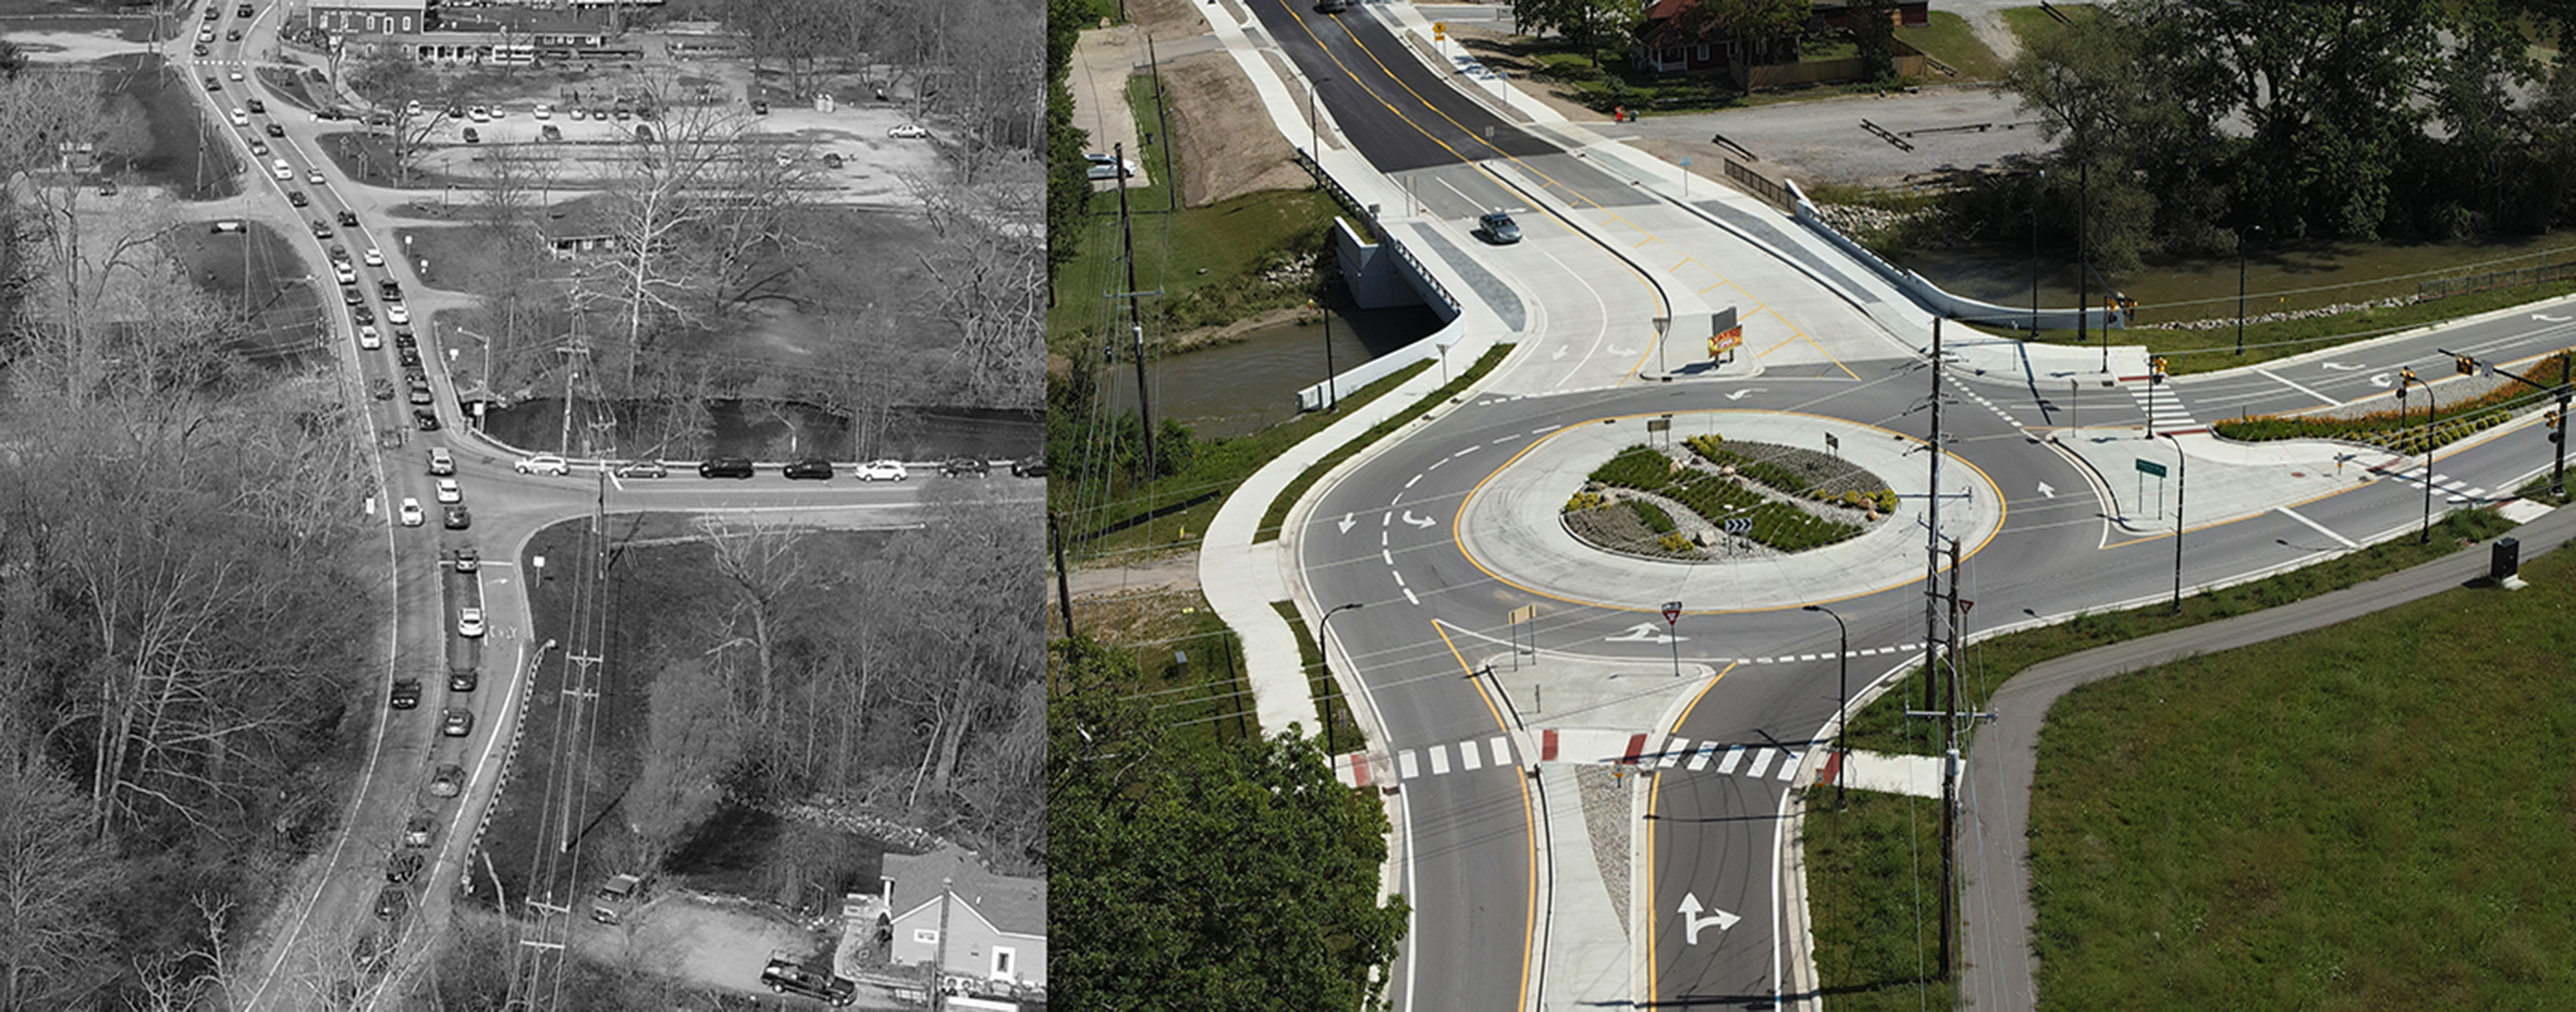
[{"left": 1454, "top": 409, "right": 2007, "bottom": 613}]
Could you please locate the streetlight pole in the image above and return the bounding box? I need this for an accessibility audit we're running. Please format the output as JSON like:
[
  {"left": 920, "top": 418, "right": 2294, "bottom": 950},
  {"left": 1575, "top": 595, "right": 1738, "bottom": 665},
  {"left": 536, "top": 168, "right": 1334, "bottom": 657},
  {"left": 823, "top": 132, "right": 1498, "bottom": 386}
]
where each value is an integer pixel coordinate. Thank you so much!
[
  {"left": 1802, "top": 604, "right": 1850, "bottom": 810},
  {"left": 2159, "top": 432, "right": 2186, "bottom": 615},
  {"left": 2235, "top": 225, "right": 2250, "bottom": 355},
  {"left": 1316, "top": 602, "right": 1365, "bottom": 756},
  {"left": 1307, "top": 75, "right": 1331, "bottom": 175}
]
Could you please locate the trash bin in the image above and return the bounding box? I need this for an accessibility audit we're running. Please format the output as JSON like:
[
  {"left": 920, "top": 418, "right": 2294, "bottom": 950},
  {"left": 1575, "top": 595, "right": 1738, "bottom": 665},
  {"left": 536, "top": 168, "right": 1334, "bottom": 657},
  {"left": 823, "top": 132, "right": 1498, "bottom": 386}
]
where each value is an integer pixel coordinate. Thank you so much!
[{"left": 2490, "top": 536, "right": 2520, "bottom": 583}]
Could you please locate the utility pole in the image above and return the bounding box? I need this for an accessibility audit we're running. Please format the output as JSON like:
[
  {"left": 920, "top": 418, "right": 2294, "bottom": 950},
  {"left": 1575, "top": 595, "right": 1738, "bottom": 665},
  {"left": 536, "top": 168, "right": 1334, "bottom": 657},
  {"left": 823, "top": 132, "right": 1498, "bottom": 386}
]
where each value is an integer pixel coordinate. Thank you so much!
[
  {"left": 1921, "top": 318, "right": 1945, "bottom": 714},
  {"left": 931, "top": 878, "right": 953, "bottom": 1012},
  {"left": 1050, "top": 511, "right": 1075, "bottom": 638},
  {"left": 1114, "top": 141, "right": 1156, "bottom": 475},
  {"left": 1940, "top": 535, "right": 1962, "bottom": 982}
]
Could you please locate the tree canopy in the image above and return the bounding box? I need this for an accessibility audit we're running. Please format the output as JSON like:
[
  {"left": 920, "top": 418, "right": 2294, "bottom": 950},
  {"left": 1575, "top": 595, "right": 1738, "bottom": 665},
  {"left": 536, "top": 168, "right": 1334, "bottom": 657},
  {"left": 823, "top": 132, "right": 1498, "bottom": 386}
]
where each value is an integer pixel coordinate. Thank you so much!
[
  {"left": 1051, "top": 639, "right": 1408, "bottom": 1009},
  {"left": 2002, "top": 0, "right": 2576, "bottom": 269}
]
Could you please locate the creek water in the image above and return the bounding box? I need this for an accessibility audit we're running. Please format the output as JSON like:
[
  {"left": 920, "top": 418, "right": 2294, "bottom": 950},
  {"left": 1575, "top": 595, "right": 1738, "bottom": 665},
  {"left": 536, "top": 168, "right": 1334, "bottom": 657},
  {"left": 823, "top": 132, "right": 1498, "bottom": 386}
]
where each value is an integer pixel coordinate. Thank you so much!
[{"left": 1111, "top": 303, "right": 1447, "bottom": 439}]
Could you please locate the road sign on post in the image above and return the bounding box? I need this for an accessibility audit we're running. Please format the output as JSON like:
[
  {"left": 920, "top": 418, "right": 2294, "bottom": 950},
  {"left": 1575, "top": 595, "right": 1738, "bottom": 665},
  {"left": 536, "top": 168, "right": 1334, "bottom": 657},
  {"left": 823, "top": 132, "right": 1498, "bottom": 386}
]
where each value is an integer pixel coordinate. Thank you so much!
[
  {"left": 2134, "top": 458, "right": 2167, "bottom": 477},
  {"left": 1660, "top": 602, "right": 1682, "bottom": 678},
  {"left": 1708, "top": 307, "right": 1742, "bottom": 362}
]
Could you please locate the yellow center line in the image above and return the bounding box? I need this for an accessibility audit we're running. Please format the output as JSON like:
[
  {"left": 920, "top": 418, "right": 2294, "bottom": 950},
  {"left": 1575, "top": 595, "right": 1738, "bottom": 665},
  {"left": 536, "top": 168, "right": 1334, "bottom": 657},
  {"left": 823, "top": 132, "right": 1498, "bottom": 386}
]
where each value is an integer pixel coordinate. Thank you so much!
[{"left": 1434, "top": 619, "right": 1539, "bottom": 1012}]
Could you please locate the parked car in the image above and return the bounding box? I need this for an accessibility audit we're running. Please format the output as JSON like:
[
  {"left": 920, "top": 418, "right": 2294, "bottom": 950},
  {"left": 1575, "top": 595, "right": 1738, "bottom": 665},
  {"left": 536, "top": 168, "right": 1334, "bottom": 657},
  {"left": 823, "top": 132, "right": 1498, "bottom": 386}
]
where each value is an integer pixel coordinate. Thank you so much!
[
  {"left": 750, "top": 99, "right": 769, "bottom": 115},
  {"left": 374, "top": 886, "right": 409, "bottom": 921},
  {"left": 414, "top": 408, "right": 440, "bottom": 431},
  {"left": 456, "top": 606, "right": 484, "bottom": 638},
  {"left": 379, "top": 279, "right": 403, "bottom": 300},
  {"left": 591, "top": 873, "right": 643, "bottom": 925},
  {"left": 434, "top": 478, "right": 462, "bottom": 504},
  {"left": 264, "top": 122, "right": 283, "bottom": 138},
  {"left": 539, "top": 123, "right": 563, "bottom": 142},
  {"left": 939, "top": 456, "right": 990, "bottom": 477},
  {"left": 402, "top": 813, "right": 434, "bottom": 846},
  {"left": 697, "top": 457, "right": 754, "bottom": 479},
  {"left": 854, "top": 459, "right": 907, "bottom": 481},
  {"left": 452, "top": 546, "right": 479, "bottom": 573},
  {"left": 408, "top": 385, "right": 432, "bottom": 406},
  {"left": 385, "top": 304, "right": 409, "bottom": 325},
  {"left": 308, "top": 167, "right": 323, "bottom": 184},
  {"left": 443, "top": 505, "right": 469, "bottom": 530},
  {"left": 514, "top": 454, "right": 569, "bottom": 476},
  {"left": 1011, "top": 455, "right": 1049, "bottom": 478},
  {"left": 784, "top": 458, "right": 835, "bottom": 481},
  {"left": 429, "top": 765, "right": 466, "bottom": 799},
  {"left": 634, "top": 123, "right": 655, "bottom": 143},
  {"left": 356, "top": 325, "right": 379, "bottom": 349},
  {"left": 364, "top": 246, "right": 385, "bottom": 267},
  {"left": 888, "top": 122, "right": 929, "bottom": 139},
  {"left": 614, "top": 460, "right": 668, "bottom": 478},
  {"left": 338, "top": 209, "right": 358, "bottom": 227},
  {"left": 398, "top": 498, "right": 423, "bottom": 527},
  {"left": 461, "top": 127, "right": 478, "bottom": 144},
  {"left": 247, "top": 98, "right": 263, "bottom": 114},
  {"left": 351, "top": 305, "right": 374, "bottom": 326},
  {"left": 389, "top": 679, "right": 421, "bottom": 709},
  {"left": 286, "top": 190, "right": 307, "bottom": 207},
  {"left": 441, "top": 707, "right": 473, "bottom": 737},
  {"left": 427, "top": 447, "right": 454, "bottom": 476},
  {"left": 384, "top": 852, "right": 422, "bottom": 883},
  {"left": 309, "top": 220, "right": 331, "bottom": 239}
]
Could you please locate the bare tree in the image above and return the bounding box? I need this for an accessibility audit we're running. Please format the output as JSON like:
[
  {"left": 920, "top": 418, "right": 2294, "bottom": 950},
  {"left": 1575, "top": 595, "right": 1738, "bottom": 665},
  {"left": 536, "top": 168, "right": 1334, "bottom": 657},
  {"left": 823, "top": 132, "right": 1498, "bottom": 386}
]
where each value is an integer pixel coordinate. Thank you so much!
[
  {"left": 902, "top": 158, "right": 1043, "bottom": 409},
  {"left": 0, "top": 744, "right": 121, "bottom": 1011},
  {"left": 627, "top": 656, "right": 740, "bottom": 871}
]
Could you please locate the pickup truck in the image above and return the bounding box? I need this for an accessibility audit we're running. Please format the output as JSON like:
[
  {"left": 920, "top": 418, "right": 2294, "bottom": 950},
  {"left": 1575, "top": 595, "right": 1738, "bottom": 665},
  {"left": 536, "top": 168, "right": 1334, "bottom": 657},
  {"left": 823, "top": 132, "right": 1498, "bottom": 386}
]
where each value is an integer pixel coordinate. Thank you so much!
[{"left": 759, "top": 955, "right": 857, "bottom": 1006}]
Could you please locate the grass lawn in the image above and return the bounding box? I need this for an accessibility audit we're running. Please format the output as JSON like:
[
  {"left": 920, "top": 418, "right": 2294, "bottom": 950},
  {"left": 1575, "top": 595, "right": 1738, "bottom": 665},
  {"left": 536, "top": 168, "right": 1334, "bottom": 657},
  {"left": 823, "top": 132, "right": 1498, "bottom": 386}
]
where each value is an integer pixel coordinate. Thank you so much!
[
  {"left": 1271, "top": 600, "right": 1366, "bottom": 750},
  {"left": 2007, "top": 276, "right": 2576, "bottom": 376},
  {"left": 1898, "top": 12, "right": 2007, "bottom": 82},
  {"left": 1809, "top": 506, "right": 2522, "bottom": 1008},
  {"left": 2026, "top": 537, "right": 2576, "bottom": 1007},
  {"left": 1048, "top": 74, "right": 1344, "bottom": 348},
  {"left": 1801, "top": 788, "right": 1955, "bottom": 1012}
]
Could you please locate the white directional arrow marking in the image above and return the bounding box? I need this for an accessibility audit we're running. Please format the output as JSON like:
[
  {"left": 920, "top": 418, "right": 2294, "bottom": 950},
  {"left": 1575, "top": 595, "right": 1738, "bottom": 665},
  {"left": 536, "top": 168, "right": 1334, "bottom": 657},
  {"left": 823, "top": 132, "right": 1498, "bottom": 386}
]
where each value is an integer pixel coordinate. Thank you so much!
[
  {"left": 2536, "top": 313, "right": 2571, "bottom": 323},
  {"left": 1604, "top": 622, "right": 1684, "bottom": 644},
  {"left": 1338, "top": 512, "right": 1357, "bottom": 535},
  {"left": 1400, "top": 510, "right": 1436, "bottom": 529},
  {"left": 1553, "top": 347, "right": 1570, "bottom": 361},
  {"left": 1677, "top": 892, "right": 1741, "bottom": 945},
  {"left": 2036, "top": 481, "right": 2055, "bottom": 499},
  {"left": 1608, "top": 345, "right": 1637, "bottom": 356},
  {"left": 2369, "top": 372, "right": 2392, "bottom": 388},
  {"left": 1723, "top": 388, "right": 1768, "bottom": 401},
  {"left": 2319, "top": 362, "right": 2364, "bottom": 372}
]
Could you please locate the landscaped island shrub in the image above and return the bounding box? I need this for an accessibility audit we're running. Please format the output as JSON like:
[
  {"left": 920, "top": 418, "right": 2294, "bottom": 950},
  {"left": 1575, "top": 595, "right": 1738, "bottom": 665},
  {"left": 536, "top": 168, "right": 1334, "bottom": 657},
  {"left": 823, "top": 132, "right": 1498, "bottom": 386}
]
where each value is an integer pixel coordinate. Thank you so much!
[
  {"left": 1581, "top": 444, "right": 1865, "bottom": 553},
  {"left": 2214, "top": 350, "right": 2571, "bottom": 454}
]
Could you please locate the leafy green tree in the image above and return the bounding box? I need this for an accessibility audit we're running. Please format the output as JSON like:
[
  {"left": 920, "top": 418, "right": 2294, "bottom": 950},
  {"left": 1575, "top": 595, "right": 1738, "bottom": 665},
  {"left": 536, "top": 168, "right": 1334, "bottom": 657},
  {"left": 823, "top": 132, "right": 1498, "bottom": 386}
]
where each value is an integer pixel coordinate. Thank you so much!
[
  {"left": 1512, "top": 0, "right": 1645, "bottom": 63},
  {"left": 1052, "top": 639, "right": 1408, "bottom": 1010},
  {"left": 1045, "top": 0, "right": 1091, "bottom": 286}
]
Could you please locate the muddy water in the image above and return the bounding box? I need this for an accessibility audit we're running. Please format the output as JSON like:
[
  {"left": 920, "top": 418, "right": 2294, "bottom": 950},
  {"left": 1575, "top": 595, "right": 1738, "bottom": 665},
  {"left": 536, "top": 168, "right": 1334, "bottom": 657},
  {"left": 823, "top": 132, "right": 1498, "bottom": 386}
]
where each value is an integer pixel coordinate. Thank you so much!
[
  {"left": 1904, "top": 232, "right": 2576, "bottom": 325},
  {"left": 1111, "top": 303, "right": 1447, "bottom": 439}
]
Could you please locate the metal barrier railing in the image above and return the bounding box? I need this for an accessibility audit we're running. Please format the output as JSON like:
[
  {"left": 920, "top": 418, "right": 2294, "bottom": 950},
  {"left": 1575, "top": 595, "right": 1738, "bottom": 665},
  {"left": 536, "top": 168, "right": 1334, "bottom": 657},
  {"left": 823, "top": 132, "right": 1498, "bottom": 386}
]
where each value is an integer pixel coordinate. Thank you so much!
[{"left": 1295, "top": 147, "right": 1457, "bottom": 315}]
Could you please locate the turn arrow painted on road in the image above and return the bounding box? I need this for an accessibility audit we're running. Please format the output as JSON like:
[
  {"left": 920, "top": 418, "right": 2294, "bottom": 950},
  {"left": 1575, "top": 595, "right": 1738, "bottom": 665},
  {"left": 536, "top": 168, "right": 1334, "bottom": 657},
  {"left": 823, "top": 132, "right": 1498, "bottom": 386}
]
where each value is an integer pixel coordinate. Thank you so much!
[{"left": 1677, "top": 892, "right": 1741, "bottom": 945}]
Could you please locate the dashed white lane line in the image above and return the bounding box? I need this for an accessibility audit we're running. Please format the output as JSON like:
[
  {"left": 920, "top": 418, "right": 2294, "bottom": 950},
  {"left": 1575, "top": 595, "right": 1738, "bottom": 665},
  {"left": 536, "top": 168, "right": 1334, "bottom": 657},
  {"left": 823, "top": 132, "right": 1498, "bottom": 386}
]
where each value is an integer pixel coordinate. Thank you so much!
[
  {"left": 1428, "top": 458, "right": 1446, "bottom": 471},
  {"left": 1393, "top": 570, "right": 1407, "bottom": 587},
  {"left": 1532, "top": 425, "right": 1561, "bottom": 435},
  {"left": 1452, "top": 447, "right": 1477, "bottom": 458},
  {"left": 1382, "top": 549, "right": 1394, "bottom": 565},
  {"left": 2274, "top": 505, "right": 2360, "bottom": 548},
  {"left": 1405, "top": 474, "right": 1423, "bottom": 489},
  {"left": 1404, "top": 587, "right": 1420, "bottom": 605}
]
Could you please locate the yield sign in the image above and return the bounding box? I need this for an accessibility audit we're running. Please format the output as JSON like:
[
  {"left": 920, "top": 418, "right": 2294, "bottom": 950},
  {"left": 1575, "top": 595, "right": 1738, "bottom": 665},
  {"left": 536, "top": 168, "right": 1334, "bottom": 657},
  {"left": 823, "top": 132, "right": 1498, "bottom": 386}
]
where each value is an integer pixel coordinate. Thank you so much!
[{"left": 1662, "top": 601, "right": 1682, "bottom": 624}]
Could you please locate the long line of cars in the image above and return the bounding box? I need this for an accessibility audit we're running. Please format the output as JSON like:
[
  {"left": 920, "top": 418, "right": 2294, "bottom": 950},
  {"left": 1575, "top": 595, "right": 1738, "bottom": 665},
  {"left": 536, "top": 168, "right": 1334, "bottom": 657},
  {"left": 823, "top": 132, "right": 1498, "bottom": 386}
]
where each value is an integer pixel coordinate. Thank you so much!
[{"left": 509, "top": 453, "right": 1046, "bottom": 480}]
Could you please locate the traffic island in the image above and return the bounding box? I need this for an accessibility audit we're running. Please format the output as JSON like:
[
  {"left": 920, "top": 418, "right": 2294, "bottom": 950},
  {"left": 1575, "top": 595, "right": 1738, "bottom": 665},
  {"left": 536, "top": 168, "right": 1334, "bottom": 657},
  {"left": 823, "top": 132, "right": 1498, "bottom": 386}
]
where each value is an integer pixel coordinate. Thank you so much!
[{"left": 1457, "top": 410, "right": 2003, "bottom": 611}]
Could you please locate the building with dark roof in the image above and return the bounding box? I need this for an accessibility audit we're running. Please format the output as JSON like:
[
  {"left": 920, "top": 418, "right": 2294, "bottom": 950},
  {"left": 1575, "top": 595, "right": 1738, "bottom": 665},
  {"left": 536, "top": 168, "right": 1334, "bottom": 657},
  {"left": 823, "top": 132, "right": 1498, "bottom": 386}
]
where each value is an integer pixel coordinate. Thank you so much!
[{"left": 880, "top": 845, "right": 1045, "bottom": 994}]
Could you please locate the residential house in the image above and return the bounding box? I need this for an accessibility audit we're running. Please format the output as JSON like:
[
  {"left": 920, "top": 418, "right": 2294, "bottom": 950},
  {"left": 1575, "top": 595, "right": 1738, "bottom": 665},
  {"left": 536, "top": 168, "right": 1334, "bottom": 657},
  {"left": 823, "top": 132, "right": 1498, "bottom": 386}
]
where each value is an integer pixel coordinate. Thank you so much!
[
  {"left": 1635, "top": 0, "right": 1931, "bottom": 83},
  {"left": 880, "top": 845, "right": 1045, "bottom": 996}
]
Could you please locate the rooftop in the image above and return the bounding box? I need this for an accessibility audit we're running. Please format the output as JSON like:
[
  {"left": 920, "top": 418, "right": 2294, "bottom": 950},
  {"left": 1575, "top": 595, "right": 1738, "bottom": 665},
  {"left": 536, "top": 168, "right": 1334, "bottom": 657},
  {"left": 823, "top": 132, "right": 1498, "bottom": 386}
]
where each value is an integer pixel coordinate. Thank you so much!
[{"left": 881, "top": 845, "right": 1044, "bottom": 937}]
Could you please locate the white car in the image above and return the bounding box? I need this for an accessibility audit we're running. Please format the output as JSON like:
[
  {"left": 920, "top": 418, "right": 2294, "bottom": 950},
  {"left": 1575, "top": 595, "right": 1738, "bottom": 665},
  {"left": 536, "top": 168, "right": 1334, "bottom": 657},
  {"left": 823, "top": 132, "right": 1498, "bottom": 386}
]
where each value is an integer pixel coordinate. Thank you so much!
[
  {"left": 456, "top": 606, "right": 485, "bottom": 638},
  {"left": 855, "top": 459, "right": 908, "bottom": 481},
  {"left": 568, "top": 108, "right": 586, "bottom": 121},
  {"left": 357, "top": 325, "right": 380, "bottom": 350},
  {"left": 435, "top": 477, "right": 462, "bottom": 504},
  {"left": 271, "top": 159, "right": 291, "bottom": 180},
  {"left": 335, "top": 262, "right": 356, "bottom": 284},
  {"left": 532, "top": 103, "right": 551, "bottom": 120},
  {"left": 385, "top": 304, "right": 409, "bottom": 325},
  {"left": 229, "top": 108, "right": 247, "bottom": 126},
  {"left": 468, "top": 106, "right": 489, "bottom": 122},
  {"left": 514, "top": 454, "right": 569, "bottom": 476},
  {"left": 398, "top": 497, "right": 423, "bottom": 527},
  {"left": 307, "top": 168, "right": 324, "bottom": 185},
  {"left": 363, "top": 247, "right": 384, "bottom": 267},
  {"left": 888, "top": 122, "right": 929, "bottom": 139},
  {"left": 227, "top": 69, "right": 243, "bottom": 81}
]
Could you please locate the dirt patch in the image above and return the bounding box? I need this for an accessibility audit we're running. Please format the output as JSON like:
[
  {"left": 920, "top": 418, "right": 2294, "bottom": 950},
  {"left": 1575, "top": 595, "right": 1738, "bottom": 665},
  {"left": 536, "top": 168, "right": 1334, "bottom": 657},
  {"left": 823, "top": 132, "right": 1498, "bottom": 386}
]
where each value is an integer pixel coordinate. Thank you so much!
[
  {"left": 1160, "top": 51, "right": 1307, "bottom": 208},
  {"left": 577, "top": 892, "right": 885, "bottom": 1006},
  {"left": 1131, "top": 0, "right": 1216, "bottom": 41}
]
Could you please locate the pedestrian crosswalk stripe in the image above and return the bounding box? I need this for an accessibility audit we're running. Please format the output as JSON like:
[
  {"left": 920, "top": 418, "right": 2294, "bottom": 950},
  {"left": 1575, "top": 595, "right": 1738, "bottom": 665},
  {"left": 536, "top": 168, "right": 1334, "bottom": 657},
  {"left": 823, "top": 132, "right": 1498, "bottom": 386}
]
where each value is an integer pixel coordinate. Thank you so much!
[
  {"left": 1490, "top": 736, "right": 1510, "bottom": 767},
  {"left": 1459, "top": 741, "right": 1481, "bottom": 770},
  {"left": 1398, "top": 749, "right": 1420, "bottom": 779},
  {"left": 1688, "top": 742, "right": 1718, "bottom": 770},
  {"left": 1658, "top": 736, "right": 1687, "bottom": 768},
  {"left": 1716, "top": 745, "right": 1746, "bottom": 775},
  {"left": 1742, "top": 748, "right": 1777, "bottom": 779},
  {"left": 1776, "top": 750, "right": 1801, "bottom": 780},
  {"left": 1428, "top": 744, "right": 1451, "bottom": 776}
]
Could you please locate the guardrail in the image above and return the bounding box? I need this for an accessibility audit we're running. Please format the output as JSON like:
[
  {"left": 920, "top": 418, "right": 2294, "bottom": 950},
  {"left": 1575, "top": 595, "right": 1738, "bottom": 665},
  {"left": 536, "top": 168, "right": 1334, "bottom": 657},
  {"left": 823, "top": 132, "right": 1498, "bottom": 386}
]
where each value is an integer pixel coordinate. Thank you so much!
[
  {"left": 1294, "top": 147, "right": 1457, "bottom": 316},
  {"left": 1725, "top": 159, "right": 1795, "bottom": 213}
]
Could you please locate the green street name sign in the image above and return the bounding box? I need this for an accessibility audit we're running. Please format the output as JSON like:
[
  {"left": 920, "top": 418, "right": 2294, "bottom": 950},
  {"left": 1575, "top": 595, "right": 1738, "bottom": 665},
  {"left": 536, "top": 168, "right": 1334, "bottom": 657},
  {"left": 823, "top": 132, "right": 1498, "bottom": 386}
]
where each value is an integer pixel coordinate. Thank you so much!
[{"left": 2134, "top": 458, "right": 2168, "bottom": 477}]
